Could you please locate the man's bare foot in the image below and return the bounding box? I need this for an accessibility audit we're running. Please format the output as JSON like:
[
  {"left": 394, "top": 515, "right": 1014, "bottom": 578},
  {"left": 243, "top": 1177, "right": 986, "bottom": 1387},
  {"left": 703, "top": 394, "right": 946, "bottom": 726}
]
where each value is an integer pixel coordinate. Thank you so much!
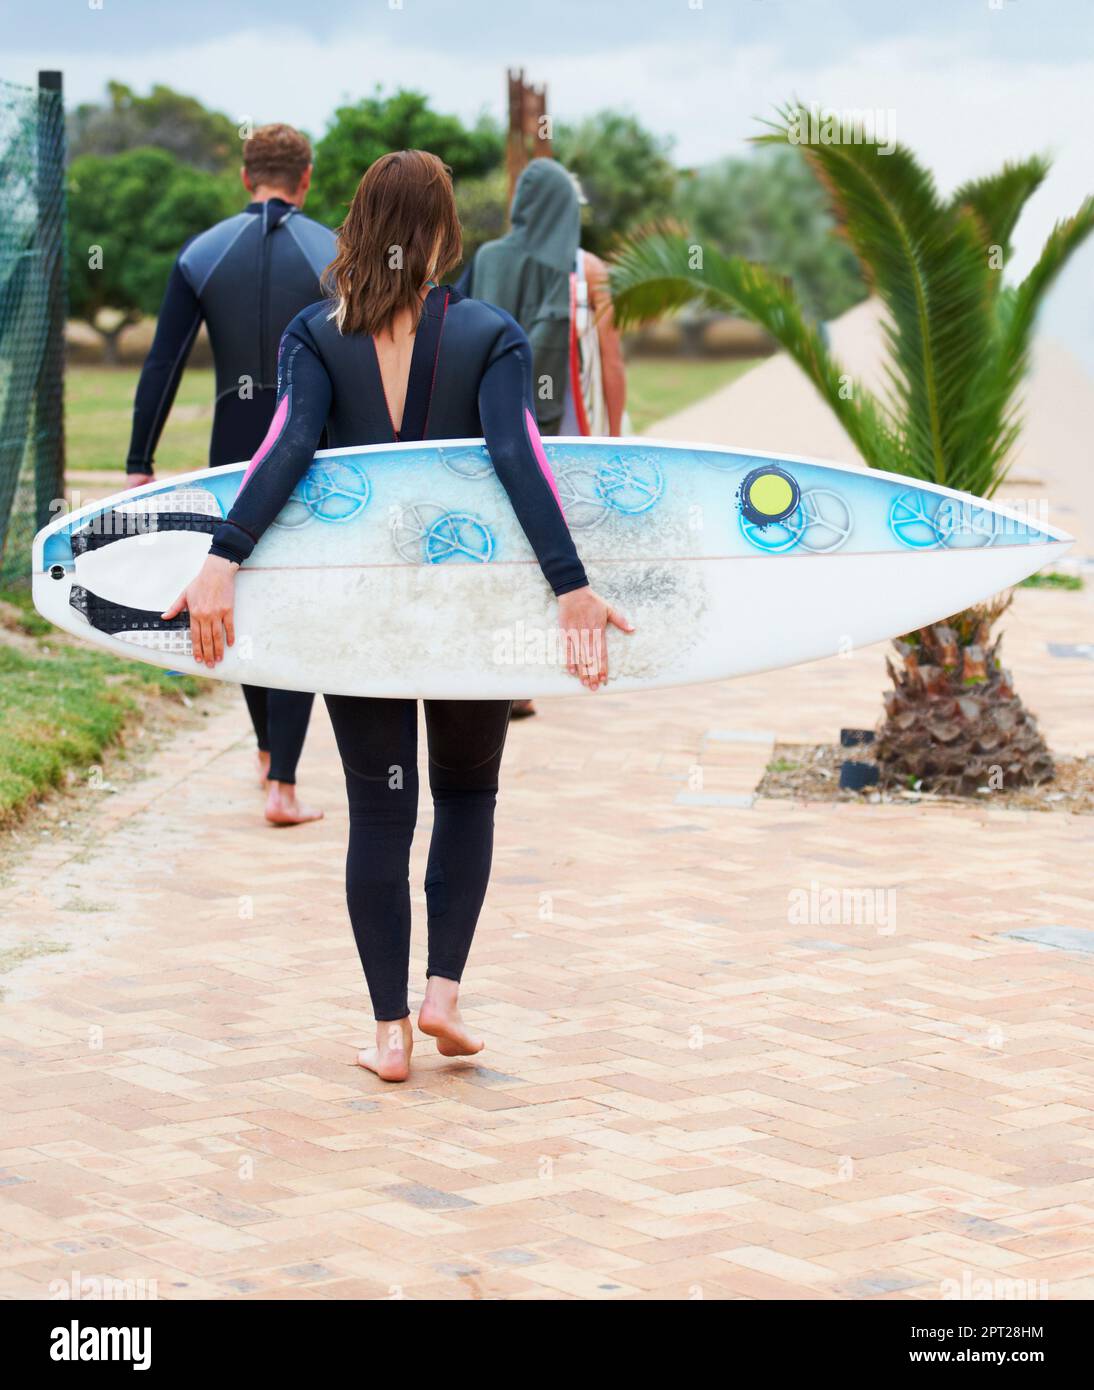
[
  {"left": 509, "top": 699, "right": 536, "bottom": 720},
  {"left": 265, "top": 780, "right": 323, "bottom": 826},
  {"left": 357, "top": 1018, "right": 413, "bottom": 1082},
  {"left": 418, "top": 977, "right": 484, "bottom": 1057},
  {"left": 256, "top": 750, "right": 271, "bottom": 787}
]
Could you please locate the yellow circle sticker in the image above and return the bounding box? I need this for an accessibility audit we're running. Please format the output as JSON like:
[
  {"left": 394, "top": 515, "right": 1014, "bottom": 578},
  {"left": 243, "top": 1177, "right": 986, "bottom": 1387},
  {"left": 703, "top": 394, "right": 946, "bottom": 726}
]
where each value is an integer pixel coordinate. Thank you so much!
[{"left": 748, "top": 472, "right": 795, "bottom": 517}]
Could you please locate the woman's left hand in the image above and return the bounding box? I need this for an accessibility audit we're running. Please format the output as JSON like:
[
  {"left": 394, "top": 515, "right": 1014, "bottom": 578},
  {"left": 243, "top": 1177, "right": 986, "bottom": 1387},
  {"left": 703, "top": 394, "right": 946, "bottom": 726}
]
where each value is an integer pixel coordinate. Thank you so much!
[
  {"left": 162, "top": 554, "right": 238, "bottom": 669},
  {"left": 557, "top": 585, "right": 634, "bottom": 691}
]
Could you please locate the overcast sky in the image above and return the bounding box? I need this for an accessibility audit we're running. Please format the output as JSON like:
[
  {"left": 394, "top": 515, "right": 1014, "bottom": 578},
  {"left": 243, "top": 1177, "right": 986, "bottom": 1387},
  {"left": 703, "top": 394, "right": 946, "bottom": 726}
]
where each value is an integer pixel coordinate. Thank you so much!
[{"left": 4, "top": 0, "right": 1093, "bottom": 365}]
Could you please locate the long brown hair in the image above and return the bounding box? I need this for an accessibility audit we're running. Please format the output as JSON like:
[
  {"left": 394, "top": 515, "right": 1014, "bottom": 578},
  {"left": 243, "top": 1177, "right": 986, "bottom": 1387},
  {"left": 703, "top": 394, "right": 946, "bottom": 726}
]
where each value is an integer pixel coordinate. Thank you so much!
[{"left": 326, "top": 150, "right": 462, "bottom": 338}]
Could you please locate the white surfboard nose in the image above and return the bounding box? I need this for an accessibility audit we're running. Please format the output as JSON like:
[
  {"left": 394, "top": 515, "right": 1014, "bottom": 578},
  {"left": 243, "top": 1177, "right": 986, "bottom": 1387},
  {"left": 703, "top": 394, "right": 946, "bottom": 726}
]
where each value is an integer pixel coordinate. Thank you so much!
[{"left": 964, "top": 492, "right": 1074, "bottom": 548}]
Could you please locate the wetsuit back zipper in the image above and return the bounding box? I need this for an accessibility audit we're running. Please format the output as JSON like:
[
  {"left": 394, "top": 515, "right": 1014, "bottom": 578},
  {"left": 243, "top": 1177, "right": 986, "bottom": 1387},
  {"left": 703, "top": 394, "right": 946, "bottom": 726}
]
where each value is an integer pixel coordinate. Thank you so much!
[{"left": 258, "top": 204, "right": 271, "bottom": 390}]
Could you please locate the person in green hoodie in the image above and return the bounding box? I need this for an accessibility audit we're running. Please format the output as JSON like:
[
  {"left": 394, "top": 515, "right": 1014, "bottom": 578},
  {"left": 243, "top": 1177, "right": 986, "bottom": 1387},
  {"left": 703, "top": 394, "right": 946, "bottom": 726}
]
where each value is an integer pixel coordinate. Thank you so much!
[{"left": 459, "top": 157, "right": 626, "bottom": 716}]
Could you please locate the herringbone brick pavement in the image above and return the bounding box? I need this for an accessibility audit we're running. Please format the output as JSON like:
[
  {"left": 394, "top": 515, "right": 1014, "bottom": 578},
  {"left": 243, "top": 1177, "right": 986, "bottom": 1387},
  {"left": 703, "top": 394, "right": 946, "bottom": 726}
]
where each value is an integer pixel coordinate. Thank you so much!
[{"left": 1, "top": 575, "right": 1091, "bottom": 1300}]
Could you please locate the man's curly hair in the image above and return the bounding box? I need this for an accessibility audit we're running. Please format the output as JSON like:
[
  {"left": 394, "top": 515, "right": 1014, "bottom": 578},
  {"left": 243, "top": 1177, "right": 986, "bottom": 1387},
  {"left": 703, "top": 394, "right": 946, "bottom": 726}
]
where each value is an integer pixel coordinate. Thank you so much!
[{"left": 242, "top": 124, "right": 312, "bottom": 192}]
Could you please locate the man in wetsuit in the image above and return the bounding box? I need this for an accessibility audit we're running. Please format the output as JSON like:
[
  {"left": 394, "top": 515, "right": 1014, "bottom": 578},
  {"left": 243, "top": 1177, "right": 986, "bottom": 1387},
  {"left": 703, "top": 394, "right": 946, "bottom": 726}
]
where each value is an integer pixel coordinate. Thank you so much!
[{"left": 125, "top": 123, "right": 336, "bottom": 825}]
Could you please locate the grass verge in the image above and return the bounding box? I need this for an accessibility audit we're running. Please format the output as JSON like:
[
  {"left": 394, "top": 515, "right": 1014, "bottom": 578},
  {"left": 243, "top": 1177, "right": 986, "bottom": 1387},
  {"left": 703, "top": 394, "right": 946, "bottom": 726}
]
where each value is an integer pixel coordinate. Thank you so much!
[
  {"left": 0, "top": 586, "right": 204, "bottom": 828},
  {"left": 67, "top": 364, "right": 215, "bottom": 473},
  {"left": 624, "top": 356, "right": 761, "bottom": 433},
  {"left": 1020, "top": 571, "right": 1084, "bottom": 590},
  {"left": 66, "top": 359, "right": 765, "bottom": 471}
]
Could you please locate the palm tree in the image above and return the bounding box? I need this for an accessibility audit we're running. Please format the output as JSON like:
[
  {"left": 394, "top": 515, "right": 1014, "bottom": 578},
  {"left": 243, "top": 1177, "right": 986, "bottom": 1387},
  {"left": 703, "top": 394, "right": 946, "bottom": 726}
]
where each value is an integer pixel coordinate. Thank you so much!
[{"left": 610, "top": 104, "right": 1094, "bottom": 793}]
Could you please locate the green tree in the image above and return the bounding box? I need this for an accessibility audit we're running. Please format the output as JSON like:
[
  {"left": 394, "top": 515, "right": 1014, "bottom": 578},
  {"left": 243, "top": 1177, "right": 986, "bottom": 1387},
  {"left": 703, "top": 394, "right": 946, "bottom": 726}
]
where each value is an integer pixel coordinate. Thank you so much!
[
  {"left": 67, "top": 82, "right": 241, "bottom": 174},
  {"left": 309, "top": 91, "right": 503, "bottom": 228},
  {"left": 554, "top": 111, "right": 676, "bottom": 257},
  {"left": 610, "top": 104, "right": 1094, "bottom": 792},
  {"left": 453, "top": 166, "right": 509, "bottom": 278},
  {"left": 678, "top": 147, "right": 864, "bottom": 322},
  {"left": 67, "top": 148, "right": 236, "bottom": 360}
]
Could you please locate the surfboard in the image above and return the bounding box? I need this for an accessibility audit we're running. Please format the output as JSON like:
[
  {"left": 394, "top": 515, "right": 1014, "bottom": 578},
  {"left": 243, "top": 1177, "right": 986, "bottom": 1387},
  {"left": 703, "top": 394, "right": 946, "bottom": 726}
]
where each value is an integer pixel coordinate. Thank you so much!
[{"left": 32, "top": 438, "right": 1072, "bottom": 698}]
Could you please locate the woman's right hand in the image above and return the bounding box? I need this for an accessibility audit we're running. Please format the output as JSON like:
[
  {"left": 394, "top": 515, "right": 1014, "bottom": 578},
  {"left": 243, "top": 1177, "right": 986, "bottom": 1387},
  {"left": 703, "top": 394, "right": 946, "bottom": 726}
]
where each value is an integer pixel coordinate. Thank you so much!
[{"left": 162, "top": 554, "right": 238, "bottom": 668}]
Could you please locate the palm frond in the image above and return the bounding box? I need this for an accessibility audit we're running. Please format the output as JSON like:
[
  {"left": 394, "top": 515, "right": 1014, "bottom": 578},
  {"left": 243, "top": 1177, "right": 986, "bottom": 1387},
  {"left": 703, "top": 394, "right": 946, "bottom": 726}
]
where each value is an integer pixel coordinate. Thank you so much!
[
  {"left": 610, "top": 228, "right": 899, "bottom": 467},
  {"left": 999, "top": 196, "right": 1094, "bottom": 377},
  {"left": 949, "top": 157, "right": 1050, "bottom": 266},
  {"left": 609, "top": 104, "right": 1091, "bottom": 506},
  {"left": 756, "top": 104, "right": 994, "bottom": 486},
  {"left": 960, "top": 196, "right": 1094, "bottom": 497}
]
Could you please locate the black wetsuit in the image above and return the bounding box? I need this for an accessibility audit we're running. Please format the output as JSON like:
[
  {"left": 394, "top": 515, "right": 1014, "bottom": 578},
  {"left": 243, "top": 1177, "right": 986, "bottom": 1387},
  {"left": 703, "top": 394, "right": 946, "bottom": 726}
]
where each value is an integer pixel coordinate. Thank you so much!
[
  {"left": 126, "top": 197, "right": 336, "bottom": 784},
  {"left": 209, "top": 286, "right": 589, "bottom": 1019}
]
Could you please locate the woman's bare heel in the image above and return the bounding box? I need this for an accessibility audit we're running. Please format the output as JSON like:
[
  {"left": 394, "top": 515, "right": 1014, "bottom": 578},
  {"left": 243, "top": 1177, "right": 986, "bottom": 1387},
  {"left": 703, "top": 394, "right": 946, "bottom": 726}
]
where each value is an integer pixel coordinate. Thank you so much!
[
  {"left": 418, "top": 977, "right": 484, "bottom": 1057},
  {"left": 357, "top": 1018, "right": 413, "bottom": 1082}
]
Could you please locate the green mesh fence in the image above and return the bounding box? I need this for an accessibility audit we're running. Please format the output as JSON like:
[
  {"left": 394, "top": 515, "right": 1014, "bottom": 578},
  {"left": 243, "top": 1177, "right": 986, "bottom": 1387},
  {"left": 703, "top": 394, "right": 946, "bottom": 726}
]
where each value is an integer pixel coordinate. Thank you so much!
[{"left": 0, "top": 73, "right": 66, "bottom": 588}]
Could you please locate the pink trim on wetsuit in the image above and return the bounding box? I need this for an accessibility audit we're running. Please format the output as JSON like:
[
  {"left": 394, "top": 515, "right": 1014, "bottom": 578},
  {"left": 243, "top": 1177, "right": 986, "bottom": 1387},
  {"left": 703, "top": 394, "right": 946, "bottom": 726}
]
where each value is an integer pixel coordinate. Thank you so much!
[
  {"left": 524, "top": 406, "right": 566, "bottom": 514},
  {"left": 239, "top": 394, "right": 289, "bottom": 489}
]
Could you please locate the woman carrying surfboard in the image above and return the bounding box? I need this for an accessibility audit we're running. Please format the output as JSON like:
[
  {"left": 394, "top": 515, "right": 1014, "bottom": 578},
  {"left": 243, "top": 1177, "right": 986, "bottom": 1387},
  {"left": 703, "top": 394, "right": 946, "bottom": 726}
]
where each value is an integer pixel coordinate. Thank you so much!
[{"left": 163, "top": 150, "right": 630, "bottom": 1082}]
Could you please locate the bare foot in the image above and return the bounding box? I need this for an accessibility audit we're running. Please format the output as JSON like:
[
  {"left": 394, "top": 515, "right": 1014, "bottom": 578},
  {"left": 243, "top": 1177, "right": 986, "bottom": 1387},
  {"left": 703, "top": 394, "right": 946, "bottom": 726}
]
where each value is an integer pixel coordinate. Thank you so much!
[
  {"left": 256, "top": 750, "right": 271, "bottom": 787},
  {"left": 265, "top": 780, "right": 323, "bottom": 826},
  {"left": 418, "top": 978, "right": 484, "bottom": 1057},
  {"left": 357, "top": 1018, "right": 413, "bottom": 1082}
]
